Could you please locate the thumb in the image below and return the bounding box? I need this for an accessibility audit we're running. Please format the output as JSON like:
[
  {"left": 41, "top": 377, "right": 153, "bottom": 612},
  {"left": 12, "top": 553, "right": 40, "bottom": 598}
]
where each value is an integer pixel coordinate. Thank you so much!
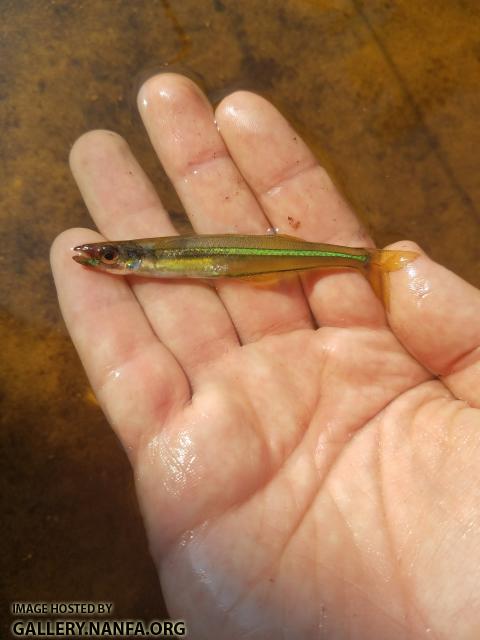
[{"left": 387, "top": 242, "right": 480, "bottom": 408}]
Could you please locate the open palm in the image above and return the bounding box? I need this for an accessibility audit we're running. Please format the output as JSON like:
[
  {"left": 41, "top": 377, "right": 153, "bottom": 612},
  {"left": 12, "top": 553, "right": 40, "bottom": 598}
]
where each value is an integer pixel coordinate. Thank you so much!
[{"left": 51, "top": 74, "right": 480, "bottom": 640}]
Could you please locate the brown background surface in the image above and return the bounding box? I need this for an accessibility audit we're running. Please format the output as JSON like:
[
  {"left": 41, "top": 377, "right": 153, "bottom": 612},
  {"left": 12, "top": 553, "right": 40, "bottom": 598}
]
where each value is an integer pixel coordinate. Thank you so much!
[{"left": 2, "top": 0, "right": 479, "bottom": 634}]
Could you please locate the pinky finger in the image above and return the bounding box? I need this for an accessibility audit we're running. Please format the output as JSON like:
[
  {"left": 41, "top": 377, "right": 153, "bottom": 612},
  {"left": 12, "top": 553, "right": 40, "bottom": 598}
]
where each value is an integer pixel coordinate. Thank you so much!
[{"left": 50, "top": 228, "right": 190, "bottom": 453}]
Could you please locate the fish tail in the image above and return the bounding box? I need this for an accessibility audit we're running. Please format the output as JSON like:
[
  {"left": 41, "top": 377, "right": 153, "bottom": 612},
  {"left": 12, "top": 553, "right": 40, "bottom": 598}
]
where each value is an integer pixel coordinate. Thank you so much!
[{"left": 364, "top": 248, "right": 419, "bottom": 310}]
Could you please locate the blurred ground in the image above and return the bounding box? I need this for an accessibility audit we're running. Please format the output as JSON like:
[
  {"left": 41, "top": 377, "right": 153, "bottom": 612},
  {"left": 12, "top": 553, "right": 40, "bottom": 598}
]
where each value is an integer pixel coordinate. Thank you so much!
[{"left": 1, "top": 0, "right": 479, "bottom": 634}]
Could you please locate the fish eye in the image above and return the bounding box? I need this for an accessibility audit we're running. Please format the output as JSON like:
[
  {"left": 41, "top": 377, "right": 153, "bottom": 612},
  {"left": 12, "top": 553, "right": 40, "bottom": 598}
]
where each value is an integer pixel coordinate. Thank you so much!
[{"left": 100, "top": 246, "right": 119, "bottom": 264}]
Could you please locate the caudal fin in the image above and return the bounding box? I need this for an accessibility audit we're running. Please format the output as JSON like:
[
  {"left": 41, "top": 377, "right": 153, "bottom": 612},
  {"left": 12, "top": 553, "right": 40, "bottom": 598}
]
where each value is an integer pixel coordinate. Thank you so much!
[{"left": 365, "top": 248, "right": 419, "bottom": 310}]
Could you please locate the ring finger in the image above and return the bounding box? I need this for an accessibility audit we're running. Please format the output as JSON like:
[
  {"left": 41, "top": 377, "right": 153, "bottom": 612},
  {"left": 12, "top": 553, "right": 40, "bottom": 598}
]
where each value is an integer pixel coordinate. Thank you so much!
[{"left": 69, "top": 130, "right": 239, "bottom": 377}]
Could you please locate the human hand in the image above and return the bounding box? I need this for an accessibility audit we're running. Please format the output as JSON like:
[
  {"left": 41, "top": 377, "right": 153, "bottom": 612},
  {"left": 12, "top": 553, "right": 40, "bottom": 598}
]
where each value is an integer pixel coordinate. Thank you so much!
[{"left": 51, "top": 74, "right": 480, "bottom": 640}]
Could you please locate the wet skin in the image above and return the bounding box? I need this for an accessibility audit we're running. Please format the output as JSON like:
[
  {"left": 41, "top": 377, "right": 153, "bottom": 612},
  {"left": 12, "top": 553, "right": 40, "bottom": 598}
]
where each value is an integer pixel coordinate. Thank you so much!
[{"left": 51, "top": 74, "right": 480, "bottom": 639}]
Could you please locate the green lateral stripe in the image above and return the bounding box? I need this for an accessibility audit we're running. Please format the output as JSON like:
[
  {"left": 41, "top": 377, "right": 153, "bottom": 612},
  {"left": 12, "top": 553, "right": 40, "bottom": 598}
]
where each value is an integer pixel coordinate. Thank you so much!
[{"left": 175, "top": 246, "right": 369, "bottom": 262}]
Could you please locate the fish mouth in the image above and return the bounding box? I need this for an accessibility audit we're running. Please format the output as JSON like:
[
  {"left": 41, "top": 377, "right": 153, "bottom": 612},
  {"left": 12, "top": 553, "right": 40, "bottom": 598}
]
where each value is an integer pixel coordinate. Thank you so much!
[{"left": 72, "top": 244, "right": 97, "bottom": 265}]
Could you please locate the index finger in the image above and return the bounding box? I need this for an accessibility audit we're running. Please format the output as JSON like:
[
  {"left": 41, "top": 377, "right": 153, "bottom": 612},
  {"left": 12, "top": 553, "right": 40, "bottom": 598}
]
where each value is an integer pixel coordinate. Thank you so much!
[{"left": 215, "top": 91, "right": 386, "bottom": 329}]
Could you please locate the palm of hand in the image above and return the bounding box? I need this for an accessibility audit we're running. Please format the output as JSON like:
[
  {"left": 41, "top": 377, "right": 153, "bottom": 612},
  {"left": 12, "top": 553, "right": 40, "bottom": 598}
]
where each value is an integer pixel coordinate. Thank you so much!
[
  {"left": 134, "top": 318, "right": 475, "bottom": 640},
  {"left": 122, "top": 310, "right": 474, "bottom": 640},
  {"left": 51, "top": 74, "right": 480, "bottom": 639}
]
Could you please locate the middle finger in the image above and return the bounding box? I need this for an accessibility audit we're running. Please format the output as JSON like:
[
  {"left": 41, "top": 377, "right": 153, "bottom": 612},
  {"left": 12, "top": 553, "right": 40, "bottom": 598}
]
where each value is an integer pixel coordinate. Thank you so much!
[{"left": 138, "top": 73, "right": 314, "bottom": 343}]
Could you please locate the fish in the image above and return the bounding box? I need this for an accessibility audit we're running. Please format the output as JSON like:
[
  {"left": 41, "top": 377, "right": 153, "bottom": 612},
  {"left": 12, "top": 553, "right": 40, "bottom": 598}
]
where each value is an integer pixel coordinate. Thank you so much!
[{"left": 72, "top": 234, "right": 418, "bottom": 307}]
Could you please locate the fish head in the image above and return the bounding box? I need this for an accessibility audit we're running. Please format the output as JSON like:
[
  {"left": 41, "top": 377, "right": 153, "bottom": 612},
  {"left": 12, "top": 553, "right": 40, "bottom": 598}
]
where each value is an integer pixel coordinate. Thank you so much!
[{"left": 72, "top": 241, "right": 144, "bottom": 274}]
